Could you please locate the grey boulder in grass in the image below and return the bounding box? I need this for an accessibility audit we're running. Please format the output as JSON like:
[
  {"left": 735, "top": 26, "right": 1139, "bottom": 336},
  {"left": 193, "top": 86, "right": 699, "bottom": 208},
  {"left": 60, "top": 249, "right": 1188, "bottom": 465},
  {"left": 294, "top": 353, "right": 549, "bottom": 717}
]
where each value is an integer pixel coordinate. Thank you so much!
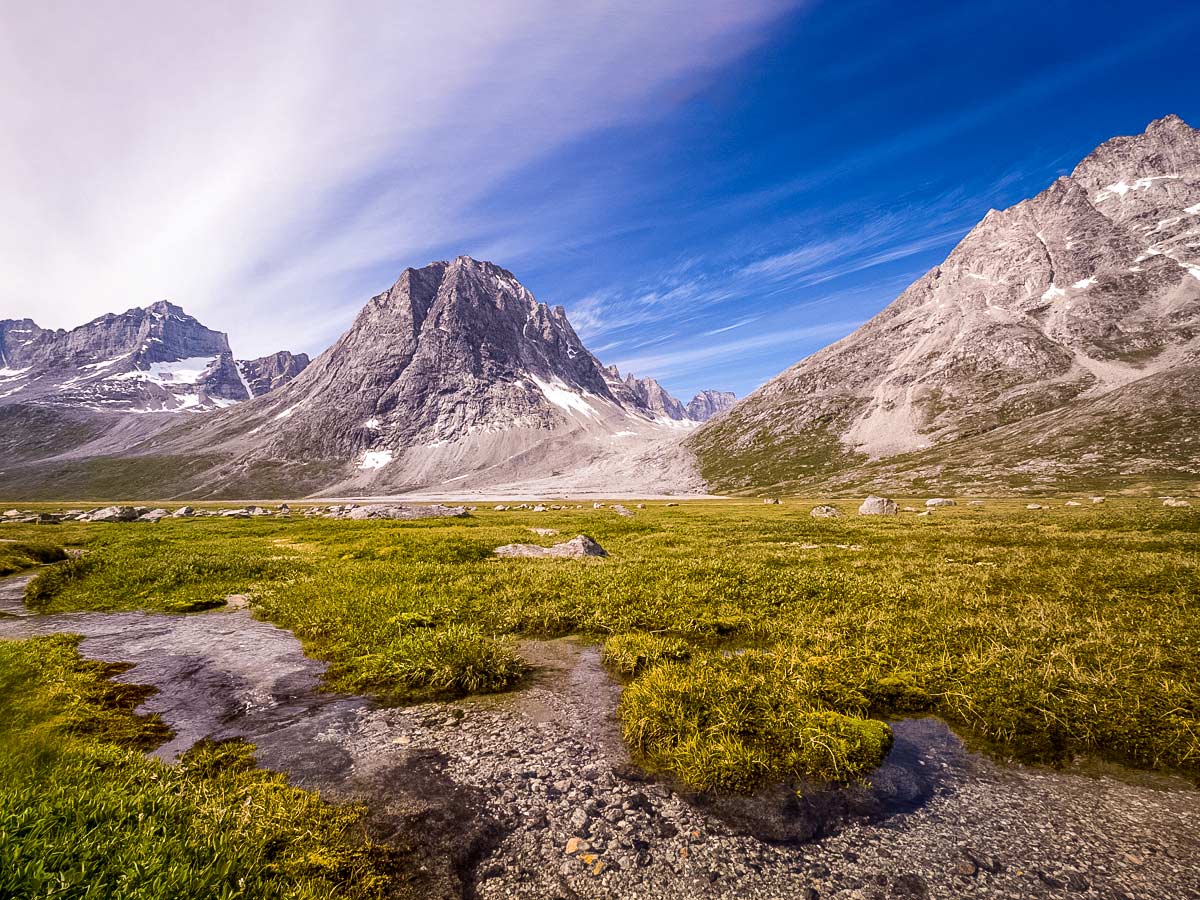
[
  {"left": 493, "top": 535, "right": 608, "bottom": 559},
  {"left": 858, "top": 496, "right": 898, "bottom": 516}
]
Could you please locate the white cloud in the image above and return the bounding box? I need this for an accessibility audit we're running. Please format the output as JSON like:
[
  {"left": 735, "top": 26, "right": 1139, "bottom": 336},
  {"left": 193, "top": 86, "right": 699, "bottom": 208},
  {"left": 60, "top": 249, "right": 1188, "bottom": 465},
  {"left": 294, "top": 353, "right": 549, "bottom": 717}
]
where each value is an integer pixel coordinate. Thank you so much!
[{"left": 0, "top": 1, "right": 793, "bottom": 356}]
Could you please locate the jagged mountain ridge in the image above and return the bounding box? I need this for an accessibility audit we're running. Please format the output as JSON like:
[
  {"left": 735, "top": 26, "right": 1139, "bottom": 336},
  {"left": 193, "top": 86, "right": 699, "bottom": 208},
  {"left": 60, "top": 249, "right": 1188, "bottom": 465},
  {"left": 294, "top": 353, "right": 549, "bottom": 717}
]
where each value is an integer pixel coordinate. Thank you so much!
[
  {"left": 689, "top": 114, "right": 1200, "bottom": 493},
  {"left": 0, "top": 301, "right": 309, "bottom": 412},
  {"left": 8, "top": 256, "right": 727, "bottom": 498},
  {"left": 601, "top": 366, "right": 735, "bottom": 422}
]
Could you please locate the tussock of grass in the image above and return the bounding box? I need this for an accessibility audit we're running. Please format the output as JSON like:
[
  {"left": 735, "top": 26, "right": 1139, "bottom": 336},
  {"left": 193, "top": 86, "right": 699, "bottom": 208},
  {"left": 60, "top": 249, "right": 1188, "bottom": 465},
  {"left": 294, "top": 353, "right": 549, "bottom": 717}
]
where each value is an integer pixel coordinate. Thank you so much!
[
  {"left": 328, "top": 623, "right": 528, "bottom": 701},
  {"left": 0, "top": 635, "right": 398, "bottom": 900},
  {"left": 602, "top": 632, "right": 692, "bottom": 677},
  {"left": 0, "top": 540, "right": 67, "bottom": 576},
  {"left": 619, "top": 652, "right": 894, "bottom": 790}
]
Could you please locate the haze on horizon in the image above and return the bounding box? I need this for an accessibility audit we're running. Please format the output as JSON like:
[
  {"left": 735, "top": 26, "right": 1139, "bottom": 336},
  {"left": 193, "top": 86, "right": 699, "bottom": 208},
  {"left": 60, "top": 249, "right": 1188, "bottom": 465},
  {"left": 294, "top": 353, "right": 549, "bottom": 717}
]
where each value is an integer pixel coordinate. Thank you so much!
[{"left": 2, "top": 0, "right": 1198, "bottom": 400}]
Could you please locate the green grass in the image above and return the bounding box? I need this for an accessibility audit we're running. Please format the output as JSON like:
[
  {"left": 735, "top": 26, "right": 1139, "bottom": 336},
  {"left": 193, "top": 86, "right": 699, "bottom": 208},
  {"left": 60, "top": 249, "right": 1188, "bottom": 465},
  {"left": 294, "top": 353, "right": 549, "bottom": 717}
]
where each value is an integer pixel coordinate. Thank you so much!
[
  {"left": 0, "top": 634, "right": 400, "bottom": 900},
  {"left": 0, "top": 539, "right": 67, "bottom": 576},
  {"left": 3, "top": 498, "right": 1198, "bottom": 791}
]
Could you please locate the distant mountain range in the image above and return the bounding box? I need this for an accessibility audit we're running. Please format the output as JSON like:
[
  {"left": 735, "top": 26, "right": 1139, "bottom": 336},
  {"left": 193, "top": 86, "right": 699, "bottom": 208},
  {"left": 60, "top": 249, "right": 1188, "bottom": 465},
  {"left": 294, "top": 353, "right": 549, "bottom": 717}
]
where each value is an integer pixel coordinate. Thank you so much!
[
  {"left": 0, "top": 260, "right": 731, "bottom": 498},
  {"left": 2, "top": 116, "right": 1196, "bottom": 499},
  {"left": 689, "top": 114, "right": 1200, "bottom": 495},
  {"left": 0, "top": 301, "right": 307, "bottom": 412}
]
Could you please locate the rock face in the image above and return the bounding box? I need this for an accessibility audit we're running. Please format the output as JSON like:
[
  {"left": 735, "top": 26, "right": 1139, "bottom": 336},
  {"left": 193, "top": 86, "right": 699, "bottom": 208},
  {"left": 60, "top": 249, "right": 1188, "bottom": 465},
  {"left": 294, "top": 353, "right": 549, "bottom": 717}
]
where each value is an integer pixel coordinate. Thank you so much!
[
  {"left": 240, "top": 351, "right": 311, "bottom": 398},
  {"left": 493, "top": 535, "right": 608, "bottom": 559},
  {"left": 0, "top": 301, "right": 307, "bottom": 413},
  {"left": 689, "top": 115, "right": 1200, "bottom": 494},
  {"left": 686, "top": 390, "right": 737, "bottom": 422}
]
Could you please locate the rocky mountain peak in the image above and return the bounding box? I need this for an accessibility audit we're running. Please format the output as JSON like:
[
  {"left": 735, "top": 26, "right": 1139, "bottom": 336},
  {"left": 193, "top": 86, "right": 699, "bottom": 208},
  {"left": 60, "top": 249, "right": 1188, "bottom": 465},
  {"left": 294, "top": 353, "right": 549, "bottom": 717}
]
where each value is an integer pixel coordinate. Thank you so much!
[
  {"left": 689, "top": 114, "right": 1200, "bottom": 493},
  {"left": 0, "top": 301, "right": 308, "bottom": 413},
  {"left": 686, "top": 390, "right": 736, "bottom": 422}
]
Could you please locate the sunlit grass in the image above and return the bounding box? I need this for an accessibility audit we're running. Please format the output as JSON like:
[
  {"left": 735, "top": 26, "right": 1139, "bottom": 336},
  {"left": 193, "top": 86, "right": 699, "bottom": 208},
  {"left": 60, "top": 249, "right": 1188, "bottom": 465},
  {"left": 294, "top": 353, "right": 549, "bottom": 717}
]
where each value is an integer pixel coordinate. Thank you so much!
[
  {"left": 6, "top": 497, "right": 1198, "bottom": 789},
  {"left": 0, "top": 634, "right": 399, "bottom": 900}
]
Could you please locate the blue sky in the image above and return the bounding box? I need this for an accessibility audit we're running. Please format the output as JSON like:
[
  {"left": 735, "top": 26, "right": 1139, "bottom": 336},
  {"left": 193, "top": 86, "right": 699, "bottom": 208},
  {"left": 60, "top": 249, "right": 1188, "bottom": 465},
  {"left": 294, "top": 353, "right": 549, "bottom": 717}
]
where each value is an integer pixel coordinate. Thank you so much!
[{"left": 3, "top": 0, "right": 1199, "bottom": 401}]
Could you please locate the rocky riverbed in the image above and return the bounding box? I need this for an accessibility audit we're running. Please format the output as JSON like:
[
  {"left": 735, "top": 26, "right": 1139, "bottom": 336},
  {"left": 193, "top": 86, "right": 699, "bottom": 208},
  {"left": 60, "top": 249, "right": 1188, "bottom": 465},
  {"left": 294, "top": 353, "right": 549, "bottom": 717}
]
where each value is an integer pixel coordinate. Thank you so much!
[{"left": 1, "top": 574, "right": 1197, "bottom": 899}]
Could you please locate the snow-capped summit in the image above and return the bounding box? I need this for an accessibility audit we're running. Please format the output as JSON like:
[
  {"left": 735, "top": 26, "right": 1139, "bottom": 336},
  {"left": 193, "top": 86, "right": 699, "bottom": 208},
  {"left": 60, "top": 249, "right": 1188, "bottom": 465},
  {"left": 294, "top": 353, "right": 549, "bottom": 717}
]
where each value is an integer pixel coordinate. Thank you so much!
[{"left": 0, "top": 302, "right": 308, "bottom": 412}]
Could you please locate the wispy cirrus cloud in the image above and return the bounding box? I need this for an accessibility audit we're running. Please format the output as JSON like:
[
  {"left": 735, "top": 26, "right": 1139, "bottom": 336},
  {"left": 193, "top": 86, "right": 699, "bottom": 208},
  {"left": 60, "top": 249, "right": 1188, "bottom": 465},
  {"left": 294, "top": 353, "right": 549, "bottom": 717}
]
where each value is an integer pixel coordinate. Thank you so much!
[{"left": 0, "top": 0, "right": 796, "bottom": 357}]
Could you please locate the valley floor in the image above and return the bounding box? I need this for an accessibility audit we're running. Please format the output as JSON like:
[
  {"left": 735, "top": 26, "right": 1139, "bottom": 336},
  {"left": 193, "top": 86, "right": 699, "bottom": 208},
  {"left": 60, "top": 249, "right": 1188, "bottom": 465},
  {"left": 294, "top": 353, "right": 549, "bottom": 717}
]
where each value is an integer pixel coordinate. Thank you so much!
[{"left": 1, "top": 498, "right": 1197, "bottom": 898}]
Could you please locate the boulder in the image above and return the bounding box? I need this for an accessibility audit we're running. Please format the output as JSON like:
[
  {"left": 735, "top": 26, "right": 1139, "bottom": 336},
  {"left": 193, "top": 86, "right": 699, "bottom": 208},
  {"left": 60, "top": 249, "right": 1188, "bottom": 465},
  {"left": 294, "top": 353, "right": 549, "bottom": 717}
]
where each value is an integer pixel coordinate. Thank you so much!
[
  {"left": 810, "top": 505, "right": 840, "bottom": 519},
  {"left": 138, "top": 509, "right": 171, "bottom": 522},
  {"left": 612, "top": 505, "right": 635, "bottom": 517},
  {"left": 925, "top": 498, "right": 956, "bottom": 508},
  {"left": 967, "top": 500, "right": 985, "bottom": 507},
  {"left": 88, "top": 505, "right": 139, "bottom": 523},
  {"left": 248, "top": 506, "right": 272, "bottom": 517},
  {"left": 593, "top": 503, "right": 604, "bottom": 509},
  {"left": 858, "top": 496, "right": 898, "bottom": 516},
  {"left": 1026, "top": 503, "right": 1044, "bottom": 510},
  {"left": 1065, "top": 500, "right": 1082, "bottom": 507},
  {"left": 3, "top": 509, "right": 20, "bottom": 518},
  {"left": 1163, "top": 498, "right": 1191, "bottom": 508},
  {"left": 763, "top": 498, "right": 782, "bottom": 505},
  {"left": 916, "top": 510, "right": 932, "bottom": 517},
  {"left": 36, "top": 513, "right": 62, "bottom": 525},
  {"left": 494, "top": 535, "right": 608, "bottom": 559},
  {"left": 220, "top": 509, "right": 252, "bottom": 518},
  {"left": 172, "top": 506, "right": 195, "bottom": 518},
  {"left": 1090, "top": 497, "right": 1106, "bottom": 504},
  {"left": 494, "top": 505, "right": 508, "bottom": 511}
]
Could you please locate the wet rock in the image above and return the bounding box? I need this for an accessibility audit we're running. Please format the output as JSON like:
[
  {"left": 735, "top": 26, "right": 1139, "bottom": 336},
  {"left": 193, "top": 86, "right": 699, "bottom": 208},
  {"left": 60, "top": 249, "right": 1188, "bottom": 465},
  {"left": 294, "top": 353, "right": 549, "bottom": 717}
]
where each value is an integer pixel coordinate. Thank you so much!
[
  {"left": 494, "top": 535, "right": 608, "bottom": 559},
  {"left": 858, "top": 496, "right": 898, "bottom": 516}
]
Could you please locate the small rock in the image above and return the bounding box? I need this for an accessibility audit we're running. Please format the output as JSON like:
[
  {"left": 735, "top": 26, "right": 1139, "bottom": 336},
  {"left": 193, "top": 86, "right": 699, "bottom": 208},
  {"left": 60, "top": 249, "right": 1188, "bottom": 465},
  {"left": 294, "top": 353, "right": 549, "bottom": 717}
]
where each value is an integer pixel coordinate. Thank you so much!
[
  {"left": 763, "top": 498, "right": 781, "bottom": 505},
  {"left": 810, "top": 505, "right": 840, "bottom": 518},
  {"left": 565, "top": 837, "right": 589, "bottom": 855},
  {"left": 1026, "top": 503, "right": 1044, "bottom": 510}
]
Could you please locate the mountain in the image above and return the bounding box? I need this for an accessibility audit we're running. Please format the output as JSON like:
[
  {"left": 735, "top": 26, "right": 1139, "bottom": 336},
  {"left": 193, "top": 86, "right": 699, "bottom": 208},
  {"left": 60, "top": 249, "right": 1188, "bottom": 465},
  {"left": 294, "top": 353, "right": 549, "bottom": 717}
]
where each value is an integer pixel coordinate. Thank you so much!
[
  {"left": 689, "top": 114, "right": 1200, "bottom": 494},
  {"left": 685, "top": 390, "right": 736, "bottom": 422},
  {"left": 0, "top": 257, "right": 730, "bottom": 499},
  {"left": 0, "top": 302, "right": 308, "bottom": 413}
]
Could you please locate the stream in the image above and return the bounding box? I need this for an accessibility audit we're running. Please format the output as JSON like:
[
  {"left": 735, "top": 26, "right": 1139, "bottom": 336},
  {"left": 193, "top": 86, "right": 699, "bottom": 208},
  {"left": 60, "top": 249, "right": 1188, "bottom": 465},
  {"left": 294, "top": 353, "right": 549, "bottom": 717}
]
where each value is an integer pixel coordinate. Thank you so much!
[{"left": 2, "top": 571, "right": 1198, "bottom": 899}]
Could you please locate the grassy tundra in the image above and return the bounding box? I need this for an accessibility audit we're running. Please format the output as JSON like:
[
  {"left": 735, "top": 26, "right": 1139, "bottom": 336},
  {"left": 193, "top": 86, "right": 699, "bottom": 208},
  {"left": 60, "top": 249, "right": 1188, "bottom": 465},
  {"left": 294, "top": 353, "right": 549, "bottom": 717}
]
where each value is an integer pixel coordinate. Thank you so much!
[{"left": 4, "top": 498, "right": 1197, "bottom": 793}]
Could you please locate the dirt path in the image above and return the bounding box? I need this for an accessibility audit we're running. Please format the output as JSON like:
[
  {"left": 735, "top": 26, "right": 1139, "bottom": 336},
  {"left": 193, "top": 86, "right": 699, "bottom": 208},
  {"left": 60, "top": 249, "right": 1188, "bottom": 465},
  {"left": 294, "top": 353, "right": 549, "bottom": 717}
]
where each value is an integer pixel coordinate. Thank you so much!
[{"left": 1, "top": 579, "right": 1197, "bottom": 899}]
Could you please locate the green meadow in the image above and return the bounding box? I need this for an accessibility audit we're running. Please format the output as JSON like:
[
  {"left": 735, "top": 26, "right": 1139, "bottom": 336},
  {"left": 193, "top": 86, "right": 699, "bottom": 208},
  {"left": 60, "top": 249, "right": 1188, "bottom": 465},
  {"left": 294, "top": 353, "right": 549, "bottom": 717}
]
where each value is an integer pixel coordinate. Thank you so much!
[{"left": 3, "top": 498, "right": 1197, "bottom": 793}]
